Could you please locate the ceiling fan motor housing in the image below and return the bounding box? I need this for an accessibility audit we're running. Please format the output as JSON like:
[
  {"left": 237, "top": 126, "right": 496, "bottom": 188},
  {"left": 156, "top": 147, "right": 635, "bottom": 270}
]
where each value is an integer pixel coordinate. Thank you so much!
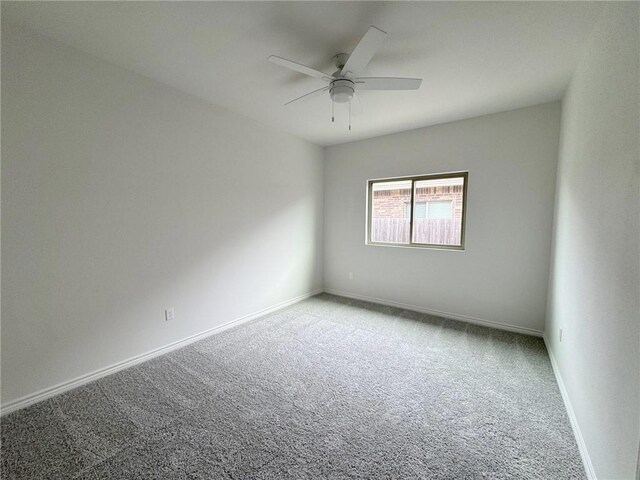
[{"left": 330, "top": 79, "right": 355, "bottom": 103}]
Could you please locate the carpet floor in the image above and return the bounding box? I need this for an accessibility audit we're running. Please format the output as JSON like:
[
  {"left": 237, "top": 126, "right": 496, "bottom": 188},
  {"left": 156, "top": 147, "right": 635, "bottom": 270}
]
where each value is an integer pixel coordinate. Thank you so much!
[{"left": 1, "top": 293, "right": 585, "bottom": 479}]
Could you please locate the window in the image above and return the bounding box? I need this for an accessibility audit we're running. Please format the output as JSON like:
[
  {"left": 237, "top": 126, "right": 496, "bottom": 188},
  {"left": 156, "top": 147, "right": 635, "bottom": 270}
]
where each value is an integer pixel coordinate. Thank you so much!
[
  {"left": 367, "top": 172, "right": 468, "bottom": 249},
  {"left": 412, "top": 200, "right": 452, "bottom": 220},
  {"left": 414, "top": 202, "right": 427, "bottom": 219},
  {"left": 427, "top": 200, "right": 452, "bottom": 219}
]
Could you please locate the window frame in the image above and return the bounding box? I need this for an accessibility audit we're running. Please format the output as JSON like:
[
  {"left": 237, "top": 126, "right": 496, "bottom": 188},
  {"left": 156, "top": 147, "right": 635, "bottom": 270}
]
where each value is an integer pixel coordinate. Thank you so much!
[{"left": 366, "top": 171, "right": 468, "bottom": 251}]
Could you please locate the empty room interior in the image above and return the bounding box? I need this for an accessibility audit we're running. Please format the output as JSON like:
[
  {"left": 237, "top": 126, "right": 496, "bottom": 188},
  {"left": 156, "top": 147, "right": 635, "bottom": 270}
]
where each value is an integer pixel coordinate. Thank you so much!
[{"left": 1, "top": 1, "right": 639, "bottom": 479}]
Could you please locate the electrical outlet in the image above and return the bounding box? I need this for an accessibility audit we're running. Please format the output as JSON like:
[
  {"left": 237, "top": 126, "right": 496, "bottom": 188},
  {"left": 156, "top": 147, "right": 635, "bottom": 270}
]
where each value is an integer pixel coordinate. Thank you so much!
[
  {"left": 165, "top": 308, "right": 175, "bottom": 322},
  {"left": 559, "top": 328, "right": 563, "bottom": 342},
  {"left": 348, "top": 272, "right": 354, "bottom": 280}
]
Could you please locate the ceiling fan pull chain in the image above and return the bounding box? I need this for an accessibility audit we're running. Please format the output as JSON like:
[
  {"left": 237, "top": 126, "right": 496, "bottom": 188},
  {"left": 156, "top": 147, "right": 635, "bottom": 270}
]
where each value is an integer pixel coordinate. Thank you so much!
[
  {"left": 332, "top": 101, "right": 335, "bottom": 123},
  {"left": 349, "top": 101, "right": 352, "bottom": 131}
]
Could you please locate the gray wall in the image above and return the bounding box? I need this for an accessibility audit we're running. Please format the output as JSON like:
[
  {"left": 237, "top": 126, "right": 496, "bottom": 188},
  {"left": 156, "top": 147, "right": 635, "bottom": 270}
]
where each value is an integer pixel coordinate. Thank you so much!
[
  {"left": 324, "top": 102, "right": 561, "bottom": 334},
  {"left": 545, "top": 4, "right": 640, "bottom": 479},
  {"left": 1, "top": 24, "right": 324, "bottom": 406}
]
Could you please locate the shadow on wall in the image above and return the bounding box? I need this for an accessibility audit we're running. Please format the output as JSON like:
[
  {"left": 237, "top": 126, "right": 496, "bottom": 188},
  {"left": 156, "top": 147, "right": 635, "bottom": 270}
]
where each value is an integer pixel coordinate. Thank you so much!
[
  {"left": 1, "top": 22, "right": 323, "bottom": 405},
  {"left": 3, "top": 163, "right": 322, "bottom": 404}
]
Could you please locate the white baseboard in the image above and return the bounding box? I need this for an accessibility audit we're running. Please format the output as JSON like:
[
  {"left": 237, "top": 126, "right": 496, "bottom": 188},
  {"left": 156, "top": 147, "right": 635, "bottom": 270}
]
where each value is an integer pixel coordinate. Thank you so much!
[
  {"left": 0, "top": 289, "right": 323, "bottom": 416},
  {"left": 543, "top": 334, "right": 596, "bottom": 480},
  {"left": 323, "top": 288, "right": 544, "bottom": 337}
]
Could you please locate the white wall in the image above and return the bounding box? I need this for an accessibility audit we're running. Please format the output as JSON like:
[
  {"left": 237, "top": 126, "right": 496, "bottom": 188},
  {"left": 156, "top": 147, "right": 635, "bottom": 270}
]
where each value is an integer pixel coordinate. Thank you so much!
[
  {"left": 1, "top": 24, "right": 324, "bottom": 406},
  {"left": 545, "top": 4, "right": 640, "bottom": 479},
  {"left": 324, "top": 102, "right": 560, "bottom": 334}
]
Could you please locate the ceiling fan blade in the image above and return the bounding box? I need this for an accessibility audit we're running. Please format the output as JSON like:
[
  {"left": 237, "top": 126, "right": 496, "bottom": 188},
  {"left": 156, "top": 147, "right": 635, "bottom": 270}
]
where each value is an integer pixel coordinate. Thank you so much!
[
  {"left": 341, "top": 26, "right": 387, "bottom": 77},
  {"left": 355, "top": 77, "right": 423, "bottom": 90},
  {"left": 285, "top": 86, "right": 329, "bottom": 106},
  {"left": 268, "top": 55, "right": 334, "bottom": 81}
]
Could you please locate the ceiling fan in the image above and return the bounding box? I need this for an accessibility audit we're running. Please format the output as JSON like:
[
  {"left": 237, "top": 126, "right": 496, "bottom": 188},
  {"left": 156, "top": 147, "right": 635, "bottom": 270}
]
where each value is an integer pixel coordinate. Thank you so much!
[{"left": 268, "top": 26, "right": 422, "bottom": 129}]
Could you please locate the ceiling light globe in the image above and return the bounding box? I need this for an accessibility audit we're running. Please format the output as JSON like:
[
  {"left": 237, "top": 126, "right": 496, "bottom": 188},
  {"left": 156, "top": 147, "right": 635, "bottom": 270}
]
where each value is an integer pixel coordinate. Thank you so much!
[{"left": 330, "top": 79, "right": 355, "bottom": 104}]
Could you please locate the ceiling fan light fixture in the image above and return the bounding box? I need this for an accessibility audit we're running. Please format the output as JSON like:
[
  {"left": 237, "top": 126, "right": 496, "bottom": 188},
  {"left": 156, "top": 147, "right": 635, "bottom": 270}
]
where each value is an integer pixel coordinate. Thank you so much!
[
  {"left": 268, "top": 26, "right": 422, "bottom": 122},
  {"left": 330, "top": 79, "right": 355, "bottom": 103}
]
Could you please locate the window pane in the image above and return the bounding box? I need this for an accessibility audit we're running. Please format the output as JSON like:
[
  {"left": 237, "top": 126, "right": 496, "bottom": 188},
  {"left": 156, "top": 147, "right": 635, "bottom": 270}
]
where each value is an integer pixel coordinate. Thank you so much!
[
  {"left": 414, "top": 202, "right": 427, "bottom": 219},
  {"left": 412, "top": 176, "right": 464, "bottom": 246},
  {"left": 427, "top": 201, "right": 452, "bottom": 219},
  {"left": 371, "top": 180, "right": 411, "bottom": 244}
]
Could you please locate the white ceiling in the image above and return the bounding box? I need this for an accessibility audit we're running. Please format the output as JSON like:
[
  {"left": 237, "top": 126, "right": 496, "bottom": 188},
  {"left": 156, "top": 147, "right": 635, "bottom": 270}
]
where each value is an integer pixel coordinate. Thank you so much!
[{"left": 3, "top": 1, "right": 604, "bottom": 146}]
